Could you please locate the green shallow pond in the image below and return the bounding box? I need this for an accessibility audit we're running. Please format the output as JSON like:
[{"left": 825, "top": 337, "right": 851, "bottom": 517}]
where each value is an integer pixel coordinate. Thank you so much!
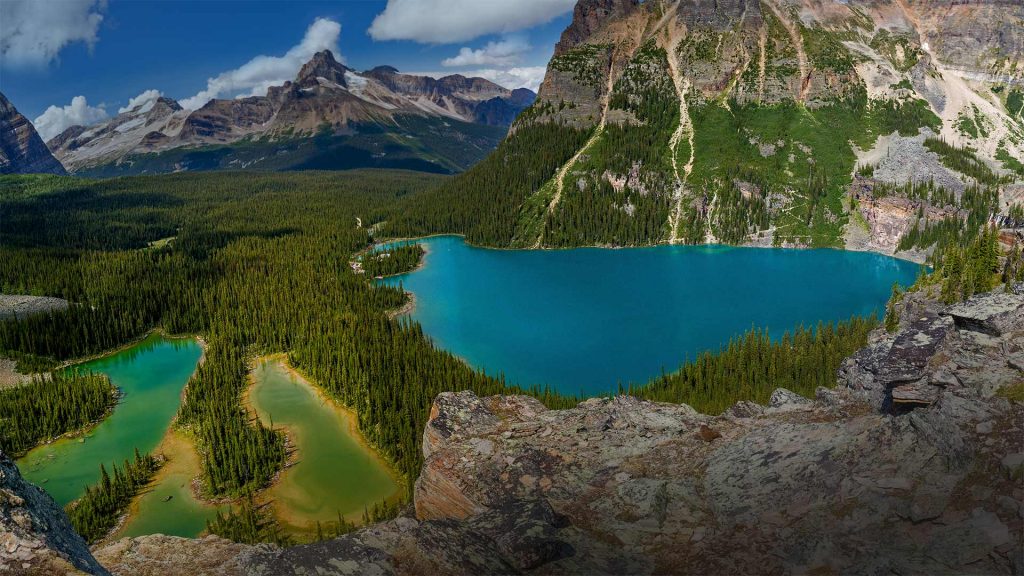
[
  {"left": 249, "top": 359, "right": 401, "bottom": 532},
  {"left": 18, "top": 333, "right": 216, "bottom": 537}
]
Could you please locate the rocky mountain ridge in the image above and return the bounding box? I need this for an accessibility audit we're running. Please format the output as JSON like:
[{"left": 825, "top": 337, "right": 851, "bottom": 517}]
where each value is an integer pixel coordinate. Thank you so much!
[
  {"left": 45, "top": 51, "right": 535, "bottom": 176},
  {"left": 4, "top": 286, "right": 1022, "bottom": 575},
  {"left": 419, "top": 0, "right": 1023, "bottom": 257},
  {"left": 0, "top": 93, "right": 66, "bottom": 176}
]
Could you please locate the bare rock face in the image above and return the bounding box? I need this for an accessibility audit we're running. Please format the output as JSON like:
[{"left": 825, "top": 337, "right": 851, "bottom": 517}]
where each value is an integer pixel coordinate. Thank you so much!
[
  {"left": 0, "top": 450, "right": 107, "bottom": 575},
  {"left": 92, "top": 535, "right": 255, "bottom": 576},
  {"left": 0, "top": 92, "right": 66, "bottom": 175},
  {"left": 841, "top": 289, "right": 1024, "bottom": 403}
]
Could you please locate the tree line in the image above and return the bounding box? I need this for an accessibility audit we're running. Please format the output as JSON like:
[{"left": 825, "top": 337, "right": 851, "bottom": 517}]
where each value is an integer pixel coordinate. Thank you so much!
[
  {"left": 67, "top": 449, "right": 160, "bottom": 543},
  {"left": 0, "top": 372, "right": 115, "bottom": 457},
  {"left": 626, "top": 317, "right": 878, "bottom": 414}
]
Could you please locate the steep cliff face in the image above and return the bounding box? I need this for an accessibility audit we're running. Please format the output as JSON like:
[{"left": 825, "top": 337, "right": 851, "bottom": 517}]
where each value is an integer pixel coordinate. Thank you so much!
[
  {"left": 459, "top": 0, "right": 1024, "bottom": 250},
  {"left": 0, "top": 93, "right": 66, "bottom": 175},
  {"left": 71, "top": 288, "right": 1024, "bottom": 576}
]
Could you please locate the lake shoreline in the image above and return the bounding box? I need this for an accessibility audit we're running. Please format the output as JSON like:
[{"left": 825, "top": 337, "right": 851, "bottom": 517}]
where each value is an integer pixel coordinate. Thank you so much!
[
  {"left": 372, "top": 232, "right": 930, "bottom": 265},
  {"left": 244, "top": 355, "right": 406, "bottom": 537},
  {"left": 373, "top": 235, "right": 920, "bottom": 396},
  {"left": 102, "top": 428, "right": 221, "bottom": 545}
]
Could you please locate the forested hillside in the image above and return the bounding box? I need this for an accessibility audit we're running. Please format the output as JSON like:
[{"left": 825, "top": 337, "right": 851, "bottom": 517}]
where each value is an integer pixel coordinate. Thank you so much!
[
  {"left": 383, "top": 0, "right": 1024, "bottom": 258},
  {"left": 0, "top": 172, "right": 570, "bottom": 502}
]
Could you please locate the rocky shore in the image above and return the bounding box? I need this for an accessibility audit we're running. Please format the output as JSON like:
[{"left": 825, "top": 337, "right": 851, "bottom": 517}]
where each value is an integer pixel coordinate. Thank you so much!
[{"left": 3, "top": 288, "right": 1023, "bottom": 575}]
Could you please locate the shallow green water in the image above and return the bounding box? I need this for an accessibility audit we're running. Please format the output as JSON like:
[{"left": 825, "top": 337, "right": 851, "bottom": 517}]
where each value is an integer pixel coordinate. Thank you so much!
[
  {"left": 381, "top": 236, "right": 922, "bottom": 395},
  {"left": 249, "top": 359, "right": 400, "bottom": 530},
  {"left": 116, "top": 431, "right": 225, "bottom": 539},
  {"left": 18, "top": 333, "right": 211, "bottom": 535}
]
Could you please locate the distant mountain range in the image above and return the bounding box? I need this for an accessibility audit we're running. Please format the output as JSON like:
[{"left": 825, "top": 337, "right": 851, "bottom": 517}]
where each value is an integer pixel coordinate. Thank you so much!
[{"left": 1, "top": 50, "right": 535, "bottom": 176}]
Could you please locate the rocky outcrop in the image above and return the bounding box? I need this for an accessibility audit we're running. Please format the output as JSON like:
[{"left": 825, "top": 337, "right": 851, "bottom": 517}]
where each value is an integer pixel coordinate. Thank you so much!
[
  {"left": 840, "top": 288, "right": 1024, "bottom": 403},
  {"left": 0, "top": 93, "right": 66, "bottom": 175},
  {"left": 92, "top": 535, "right": 255, "bottom": 576},
  {"left": 0, "top": 450, "right": 107, "bottom": 575}
]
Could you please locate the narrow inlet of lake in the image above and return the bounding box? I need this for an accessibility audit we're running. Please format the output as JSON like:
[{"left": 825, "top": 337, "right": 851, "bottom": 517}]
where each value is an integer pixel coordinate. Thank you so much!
[{"left": 248, "top": 358, "right": 401, "bottom": 534}]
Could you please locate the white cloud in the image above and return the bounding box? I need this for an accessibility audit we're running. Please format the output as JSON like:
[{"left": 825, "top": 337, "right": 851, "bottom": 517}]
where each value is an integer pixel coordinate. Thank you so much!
[
  {"left": 442, "top": 37, "right": 531, "bottom": 68},
  {"left": 118, "top": 89, "right": 162, "bottom": 113},
  {"left": 410, "top": 66, "right": 547, "bottom": 92},
  {"left": 466, "top": 66, "right": 547, "bottom": 92},
  {"left": 368, "top": 0, "right": 574, "bottom": 44},
  {"left": 179, "top": 18, "right": 341, "bottom": 110},
  {"left": 33, "top": 96, "right": 108, "bottom": 141},
  {"left": 0, "top": 0, "right": 106, "bottom": 67}
]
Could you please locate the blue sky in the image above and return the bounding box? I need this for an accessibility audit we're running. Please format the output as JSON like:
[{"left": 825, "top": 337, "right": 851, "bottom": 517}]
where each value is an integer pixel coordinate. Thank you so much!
[{"left": 0, "top": 0, "right": 573, "bottom": 140}]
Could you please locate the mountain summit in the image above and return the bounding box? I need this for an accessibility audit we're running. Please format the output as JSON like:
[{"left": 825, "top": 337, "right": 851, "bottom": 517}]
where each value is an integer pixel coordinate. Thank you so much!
[{"left": 45, "top": 51, "right": 536, "bottom": 176}]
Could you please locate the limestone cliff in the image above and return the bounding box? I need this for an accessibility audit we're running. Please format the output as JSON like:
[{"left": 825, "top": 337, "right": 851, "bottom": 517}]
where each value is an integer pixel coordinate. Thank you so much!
[{"left": 489, "top": 0, "right": 1024, "bottom": 249}]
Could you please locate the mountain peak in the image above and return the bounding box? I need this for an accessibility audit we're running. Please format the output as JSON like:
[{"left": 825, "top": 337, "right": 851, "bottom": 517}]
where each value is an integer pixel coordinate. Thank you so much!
[
  {"left": 295, "top": 50, "right": 347, "bottom": 86},
  {"left": 154, "top": 96, "right": 183, "bottom": 113}
]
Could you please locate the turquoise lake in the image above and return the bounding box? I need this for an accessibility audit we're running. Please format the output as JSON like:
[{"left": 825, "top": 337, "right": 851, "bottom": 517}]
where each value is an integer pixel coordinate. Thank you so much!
[{"left": 381, "top": 236, "right": 921, "bottom": 395}]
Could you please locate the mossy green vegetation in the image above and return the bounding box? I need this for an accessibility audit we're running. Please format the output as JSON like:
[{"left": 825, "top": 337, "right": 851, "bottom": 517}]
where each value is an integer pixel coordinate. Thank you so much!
[
  {"left": 996, "top": 142, "right": 1024, "bottom": 179},
  {"left": 869, "top": 29, "right": 922, "bottom": 72},
  {"left": 923, "top": 137, "right": 1010, "bottom": 186},
  {"left": 0, "top": 372, "right": 116, "bottom": 457},
  {"left": 801, "top": 25, "right": 856, "bottom": 74},
  {"left": 683, "top": 86, "right": 938, "bottom": 247},
  {"left": 549, "top": 43, "right": 611, "bottom": 87},
  {"left": 67, "top": 450, "right": 160, "bottom": 544},
  {"left": 383, "top": 122, "right": 592, "bottom": 246}
]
